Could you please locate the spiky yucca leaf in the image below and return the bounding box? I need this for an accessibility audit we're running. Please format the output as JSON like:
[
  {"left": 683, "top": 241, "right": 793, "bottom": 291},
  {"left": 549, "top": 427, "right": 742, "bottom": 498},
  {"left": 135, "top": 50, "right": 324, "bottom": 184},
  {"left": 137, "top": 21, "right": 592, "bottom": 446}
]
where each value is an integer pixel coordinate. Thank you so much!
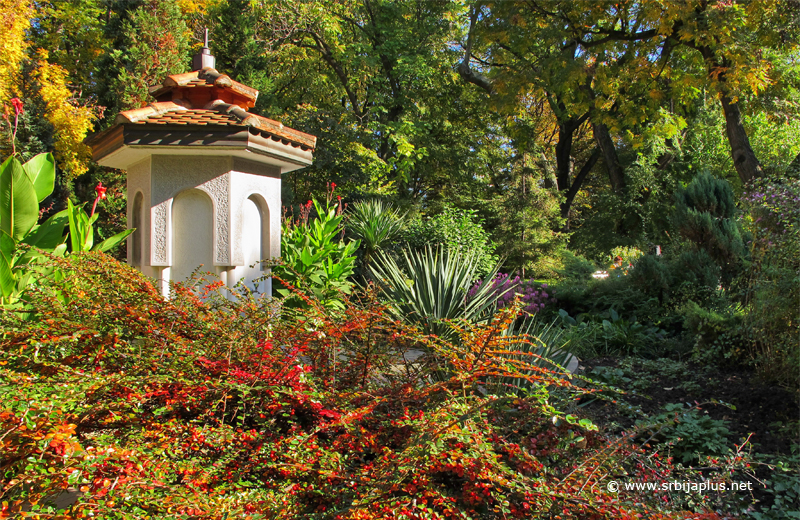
[
  {"left": 485, "top": 315, "right": 576, "bottom": 394},
  {"left": 370, "top": 245, "right": 504, "bottom": 341},
  {"left": 347, "top": 199, "right": 406, "bottom": 273}
]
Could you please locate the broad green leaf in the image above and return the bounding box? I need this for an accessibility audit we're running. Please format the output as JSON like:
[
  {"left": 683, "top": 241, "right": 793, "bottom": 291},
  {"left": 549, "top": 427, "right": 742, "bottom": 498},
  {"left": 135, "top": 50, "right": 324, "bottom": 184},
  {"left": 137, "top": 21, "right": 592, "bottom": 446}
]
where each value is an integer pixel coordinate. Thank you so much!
[
  {"left": 66, "top": 200, "right": 95, "bottom": 252},
  {"left": 23, "top": 210, "right": 68, "bottom": 250},
  {"left": 0, "top": 156, "right": 40, "bottom": 241},
  {"left": 300, "top": 247, "right": 313, "bottom": 267},
  {"left": 67, "top": 199, "right": 82, "bottom": 252},
  {"left": 22, "top": 153, "right": 56, "bottom": 203},
  {"left": 93, "top": 228, "right": 135, "bottom": 253},
  {"left": 0, "top": 231, "right": 16, "bottom": 299}
]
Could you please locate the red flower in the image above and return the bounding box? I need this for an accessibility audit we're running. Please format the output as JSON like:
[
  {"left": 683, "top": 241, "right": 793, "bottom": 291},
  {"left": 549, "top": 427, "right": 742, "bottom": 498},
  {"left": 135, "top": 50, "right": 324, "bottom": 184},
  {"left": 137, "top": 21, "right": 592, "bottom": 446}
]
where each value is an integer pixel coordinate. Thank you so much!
[
  {"left": 90, "top": 182, "right": 107, "bottom": 217},
  {"left": 10, "top": 98, "right": 23, "bottom": 116},
  {"left": 330, "top": 182, "right": 336, "bottom": 190}
]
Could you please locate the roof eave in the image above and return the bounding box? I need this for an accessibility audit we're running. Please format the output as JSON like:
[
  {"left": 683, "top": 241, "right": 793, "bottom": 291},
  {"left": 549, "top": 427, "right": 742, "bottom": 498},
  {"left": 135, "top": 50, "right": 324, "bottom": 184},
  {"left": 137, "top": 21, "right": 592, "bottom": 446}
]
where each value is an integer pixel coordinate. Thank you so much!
[{"left": 87, "top": 123, "right": 313, "bottom": 173}]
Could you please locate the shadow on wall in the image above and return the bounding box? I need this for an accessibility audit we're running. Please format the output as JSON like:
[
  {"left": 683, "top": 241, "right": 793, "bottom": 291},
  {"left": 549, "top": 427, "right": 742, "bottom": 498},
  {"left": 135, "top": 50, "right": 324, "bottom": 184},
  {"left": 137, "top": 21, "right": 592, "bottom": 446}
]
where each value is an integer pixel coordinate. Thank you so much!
[{"left": 171, "top": 188, "right": 214, "bottom": 284}]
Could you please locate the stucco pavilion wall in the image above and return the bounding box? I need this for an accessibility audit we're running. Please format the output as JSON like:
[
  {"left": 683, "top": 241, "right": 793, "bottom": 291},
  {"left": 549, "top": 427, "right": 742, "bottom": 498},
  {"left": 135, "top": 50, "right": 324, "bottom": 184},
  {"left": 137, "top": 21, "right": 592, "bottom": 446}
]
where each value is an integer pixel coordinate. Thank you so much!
[{"left": 126, "top": 154, "right": 282, "bottom": 297}]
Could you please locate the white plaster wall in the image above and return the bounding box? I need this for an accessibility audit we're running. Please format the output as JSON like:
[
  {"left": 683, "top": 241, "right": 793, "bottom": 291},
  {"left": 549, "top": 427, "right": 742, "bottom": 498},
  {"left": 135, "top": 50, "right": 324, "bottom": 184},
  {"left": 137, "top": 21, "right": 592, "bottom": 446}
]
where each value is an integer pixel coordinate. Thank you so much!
[
  {"left": 131, "top": 192, "right": 144, "bottom": 266},
  {"left": 126, "top": 157, "right": 151, "bottom": 267},
  {"left": 125, "top": 154, "right": 283, "bottom": 298},
  {"left": 150, "top": 155, "right": 233, "bottom": 266},
  {"left": 229, "top": 169, "right": 281, "bottom": 265},
  {"left": 229, "top": 168, "right": 281, "bottom": 297},
  {"left": 234, "top": 196, "right": 265, "bottom": 292},
  {"left": 171, "top": 189, "right": 214, "bottom": 283}
]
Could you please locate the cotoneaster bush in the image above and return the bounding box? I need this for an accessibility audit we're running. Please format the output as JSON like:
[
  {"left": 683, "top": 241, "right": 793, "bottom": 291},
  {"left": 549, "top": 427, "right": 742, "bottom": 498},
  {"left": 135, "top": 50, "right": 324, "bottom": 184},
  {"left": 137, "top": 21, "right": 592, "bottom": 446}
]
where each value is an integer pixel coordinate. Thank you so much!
[{"left": 0, "top": 252, "right": 731, "bottom": 520}]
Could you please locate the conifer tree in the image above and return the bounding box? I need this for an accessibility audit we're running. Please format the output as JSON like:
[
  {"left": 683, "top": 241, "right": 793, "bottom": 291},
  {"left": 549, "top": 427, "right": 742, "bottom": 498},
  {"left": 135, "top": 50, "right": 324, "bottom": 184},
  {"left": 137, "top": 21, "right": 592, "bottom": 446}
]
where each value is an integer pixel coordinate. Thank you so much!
[
  {"left": 673, "top": 171, "right": 745, "bottom": 286},
  {"left": 106, "top": 0, "right": 192, "bottom": 112}
]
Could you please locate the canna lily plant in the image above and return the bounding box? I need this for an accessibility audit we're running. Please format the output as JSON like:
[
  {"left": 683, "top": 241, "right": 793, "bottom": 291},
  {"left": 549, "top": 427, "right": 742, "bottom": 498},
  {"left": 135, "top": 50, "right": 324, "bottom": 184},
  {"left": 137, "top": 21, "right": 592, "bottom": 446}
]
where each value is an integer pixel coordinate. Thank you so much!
[
  {"left": 0, "top": 153, "right": 64, "bottom": 306},
  {"left": 274, "top": 190, "right": 360, "bottom": 311},
  {"left": 65, "top": 182, "right": 133, "bottom": 254},
  {"left": 0, "top": 155, "right": 133, "bottom": 307},
  {"left": 1, "top": 98, "right": 132, "bottom": 306}
]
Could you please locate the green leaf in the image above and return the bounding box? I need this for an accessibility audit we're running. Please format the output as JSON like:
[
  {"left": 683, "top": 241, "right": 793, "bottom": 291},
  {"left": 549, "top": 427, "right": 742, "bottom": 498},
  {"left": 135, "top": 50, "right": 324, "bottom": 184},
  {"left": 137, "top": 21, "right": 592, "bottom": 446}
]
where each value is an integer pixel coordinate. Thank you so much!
[
  {"left": 0, "top": 231, "right": 16, "bottom": 299},
  {"left": 23, "top": 210, "right": 68, "bottom": 250},
  {"left": 22, "top": 153, "right": 56, "bottom": 203},
  {"left": 300, "top": 247, "right": 314, "bottom": 267},
  {"left": 0, "top": 156, "right": 40, "bottom": 241},
  {"left": 92, "top": 229, "right": 135, "bottom": 253},
  {"left": 66, "top": 199, "right": 96, "bottom": 252},
  {"left": 66, "top": 199, "right": 82, "bottom": 252}
]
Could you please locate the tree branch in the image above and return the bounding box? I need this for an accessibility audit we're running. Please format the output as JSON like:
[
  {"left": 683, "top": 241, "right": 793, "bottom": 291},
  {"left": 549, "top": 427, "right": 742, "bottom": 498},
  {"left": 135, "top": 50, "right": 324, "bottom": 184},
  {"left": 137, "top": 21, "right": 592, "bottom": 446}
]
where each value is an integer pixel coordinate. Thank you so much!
[
  {"left": 457, "top": 2, "right": 495, "bottom": 94},
  {"left": 562, "top": 147, "right": 601, "bottom": 219}
]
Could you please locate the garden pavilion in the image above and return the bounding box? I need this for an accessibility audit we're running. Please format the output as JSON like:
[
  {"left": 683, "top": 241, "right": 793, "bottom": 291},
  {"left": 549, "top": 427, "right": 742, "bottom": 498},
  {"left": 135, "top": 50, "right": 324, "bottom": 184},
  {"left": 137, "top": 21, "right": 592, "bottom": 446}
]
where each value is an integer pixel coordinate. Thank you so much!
[{"left": 86, "top": 40, "right": 315, "bottom": 297}]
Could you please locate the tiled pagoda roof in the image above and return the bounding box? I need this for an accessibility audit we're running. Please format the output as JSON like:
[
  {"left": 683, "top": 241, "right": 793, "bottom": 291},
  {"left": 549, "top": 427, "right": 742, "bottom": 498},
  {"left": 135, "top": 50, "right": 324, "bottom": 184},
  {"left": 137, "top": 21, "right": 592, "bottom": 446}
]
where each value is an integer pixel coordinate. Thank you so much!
[{"left": 116, "top": 99, "right": 316, "bottom": 151}]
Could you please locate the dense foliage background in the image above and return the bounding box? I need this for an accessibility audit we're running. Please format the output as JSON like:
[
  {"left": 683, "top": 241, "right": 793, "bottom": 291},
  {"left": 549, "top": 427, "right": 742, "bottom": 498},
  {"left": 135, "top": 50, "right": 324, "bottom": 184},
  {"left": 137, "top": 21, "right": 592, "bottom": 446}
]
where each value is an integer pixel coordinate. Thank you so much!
[
  {"left": 2, "top": 0, "right": 797, "bottom": 271},
  {"left": 1, "top": 1, "right": 798, "bottom": 519}
]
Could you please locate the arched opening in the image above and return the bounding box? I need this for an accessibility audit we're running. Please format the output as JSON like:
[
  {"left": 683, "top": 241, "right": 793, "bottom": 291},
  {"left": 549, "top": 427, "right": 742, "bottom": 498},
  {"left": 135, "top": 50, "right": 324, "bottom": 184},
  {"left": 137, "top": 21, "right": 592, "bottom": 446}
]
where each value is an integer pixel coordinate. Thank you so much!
[
  {"left": 131, "top": 192, "right": 144, "bottom": 267},
  {"left": 239, "top": 194, "right": 270, "bottom": 293},
  {"left": 171, "top": 188, "right": 214, "bottom": 285}
]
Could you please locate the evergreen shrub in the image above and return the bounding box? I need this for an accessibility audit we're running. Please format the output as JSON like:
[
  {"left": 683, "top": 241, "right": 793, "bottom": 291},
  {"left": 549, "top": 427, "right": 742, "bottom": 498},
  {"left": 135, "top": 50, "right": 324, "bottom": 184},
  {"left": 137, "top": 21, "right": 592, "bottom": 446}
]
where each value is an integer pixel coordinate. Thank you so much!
[
  {"left": 403, "top": 203, "right": 498, "bottom": 277},
  {"left": 672, "top": 172, "right": 745, "bottom": 286}
]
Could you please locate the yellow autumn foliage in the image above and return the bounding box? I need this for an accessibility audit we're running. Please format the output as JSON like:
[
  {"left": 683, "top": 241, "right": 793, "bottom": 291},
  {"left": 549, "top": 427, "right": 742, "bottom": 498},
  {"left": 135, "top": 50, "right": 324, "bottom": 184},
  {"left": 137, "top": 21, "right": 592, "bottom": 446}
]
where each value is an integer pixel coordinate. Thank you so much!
[
  {"left": 0, "top": 0, "right": 31, "bottom": 103},
  {"left": 32, "top": 50, "right": 96, "bottom": 179},
  {"left": 177, "top": 0, "right": 221, "bottom": 16}
]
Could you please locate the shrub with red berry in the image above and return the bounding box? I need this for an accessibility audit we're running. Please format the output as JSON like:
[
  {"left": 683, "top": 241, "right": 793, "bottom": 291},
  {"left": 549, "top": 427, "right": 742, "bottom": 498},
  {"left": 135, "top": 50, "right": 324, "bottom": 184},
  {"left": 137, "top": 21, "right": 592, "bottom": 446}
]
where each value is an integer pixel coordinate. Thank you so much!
[{"left": 0, "top": 253, "right": 724, "bottom": 519}]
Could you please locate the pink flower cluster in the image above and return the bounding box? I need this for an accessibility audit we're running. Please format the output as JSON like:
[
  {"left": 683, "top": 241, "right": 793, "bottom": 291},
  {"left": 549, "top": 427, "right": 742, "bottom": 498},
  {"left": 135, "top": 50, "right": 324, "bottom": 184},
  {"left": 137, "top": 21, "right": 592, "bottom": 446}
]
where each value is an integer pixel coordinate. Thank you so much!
[{"left": 468, "top": 273, "right": 557, "bottom": 314}]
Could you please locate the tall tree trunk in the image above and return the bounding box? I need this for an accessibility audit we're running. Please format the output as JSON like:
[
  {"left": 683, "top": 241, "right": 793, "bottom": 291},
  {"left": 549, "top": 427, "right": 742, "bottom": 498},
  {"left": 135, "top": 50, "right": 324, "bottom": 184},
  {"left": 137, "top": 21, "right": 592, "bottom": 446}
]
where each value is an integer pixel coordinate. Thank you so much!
[
  {"left": 592, "top": 122, "right": 625, "bottom": 192},
  {"left": 697, "top": 45, "right": 764, "bottom": 184},
  {"left": 540, "top": 152, "right": 557, "bottom": 189},
  {"left": 555, "top": 121, "right": 575, "bottom": 191},
  {"left": 720, "top": 94, "right": 764, "bottom": 183},
  {"left": 561, "top": 147, "right": 600, "bottom": 220}
]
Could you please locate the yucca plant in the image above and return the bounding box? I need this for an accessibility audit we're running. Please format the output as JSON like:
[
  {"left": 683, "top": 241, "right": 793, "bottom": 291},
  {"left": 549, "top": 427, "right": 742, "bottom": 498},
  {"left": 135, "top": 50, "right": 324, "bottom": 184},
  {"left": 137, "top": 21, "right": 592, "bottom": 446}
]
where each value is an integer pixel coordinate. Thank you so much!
[
  {"left": 370, "top": 245, "right": 505, "bottom": 342},
  {"left": 347, "top": 199, "right": 406, "bottom": 276},
  {"left": 483, "top": 315, "right": 576, "bottom": 394}
]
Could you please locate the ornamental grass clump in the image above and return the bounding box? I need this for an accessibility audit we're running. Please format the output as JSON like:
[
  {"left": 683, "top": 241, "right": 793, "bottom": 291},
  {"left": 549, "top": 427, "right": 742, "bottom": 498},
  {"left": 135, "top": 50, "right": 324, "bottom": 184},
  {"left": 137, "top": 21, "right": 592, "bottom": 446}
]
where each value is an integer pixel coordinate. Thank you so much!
[
  {"left": 346, "top": 199, "right": 406, "bottom": 276},
  {"left": 0, "top": 252, "right": 731, "bottom": 519}
]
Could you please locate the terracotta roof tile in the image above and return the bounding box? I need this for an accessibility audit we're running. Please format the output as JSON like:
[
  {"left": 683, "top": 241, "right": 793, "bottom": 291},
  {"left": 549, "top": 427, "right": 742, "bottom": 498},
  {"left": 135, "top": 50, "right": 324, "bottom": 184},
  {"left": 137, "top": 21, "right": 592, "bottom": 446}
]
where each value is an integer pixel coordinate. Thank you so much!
[
  {"left": 149, "top": 68, "right": 258, "bottom": 108},
  {"left": 115, "top": 101, "right": 316, "bottom": 150},
  {"left": 136, "top": 110, "right": 240, "bottom": 126}
]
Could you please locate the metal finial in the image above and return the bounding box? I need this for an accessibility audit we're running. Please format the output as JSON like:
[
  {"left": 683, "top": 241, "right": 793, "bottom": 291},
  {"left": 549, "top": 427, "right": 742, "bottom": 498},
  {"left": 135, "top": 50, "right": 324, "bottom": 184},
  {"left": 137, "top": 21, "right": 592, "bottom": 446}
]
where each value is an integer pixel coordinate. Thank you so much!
[{"left": 192, "top": 27, "right": 215, "bottom": 71}]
